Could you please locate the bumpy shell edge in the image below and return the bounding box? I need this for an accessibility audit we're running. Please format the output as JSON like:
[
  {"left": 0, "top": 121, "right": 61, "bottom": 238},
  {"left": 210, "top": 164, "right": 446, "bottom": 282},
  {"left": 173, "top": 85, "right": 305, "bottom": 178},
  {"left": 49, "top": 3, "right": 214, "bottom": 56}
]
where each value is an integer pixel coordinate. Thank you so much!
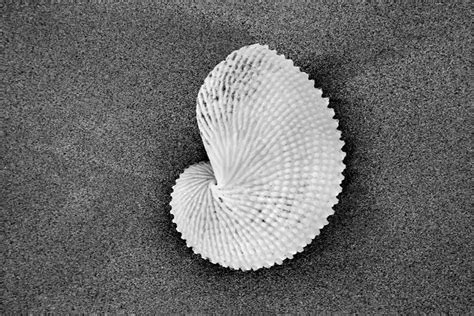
[{"left": 169, "top": 43, "right": 346, "bottom": 271}]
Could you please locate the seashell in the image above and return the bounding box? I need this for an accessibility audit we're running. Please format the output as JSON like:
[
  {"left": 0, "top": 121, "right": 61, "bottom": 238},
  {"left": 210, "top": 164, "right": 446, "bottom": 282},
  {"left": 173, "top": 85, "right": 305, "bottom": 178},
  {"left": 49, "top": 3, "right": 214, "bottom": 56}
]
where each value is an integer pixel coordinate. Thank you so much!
[{"left": 170, "top": 43, "right": 345, "bottom": 271}]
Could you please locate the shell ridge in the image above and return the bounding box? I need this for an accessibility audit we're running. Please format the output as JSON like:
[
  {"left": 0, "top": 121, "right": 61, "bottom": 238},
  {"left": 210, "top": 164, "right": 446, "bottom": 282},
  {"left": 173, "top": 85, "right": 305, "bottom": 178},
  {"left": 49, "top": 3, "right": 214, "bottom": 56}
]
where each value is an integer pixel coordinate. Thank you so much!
[
  {"left": 189, "top": 183, "right": 210, "bottom": 247},
  {"left": 218, "top": 202, "right": 257, "bottom": 269},
  {"left": 209, "top": 195, "right": 235, "bottom": 266},
  {"left": 176, "top": 166, "right": 212, "bottom": 241}
]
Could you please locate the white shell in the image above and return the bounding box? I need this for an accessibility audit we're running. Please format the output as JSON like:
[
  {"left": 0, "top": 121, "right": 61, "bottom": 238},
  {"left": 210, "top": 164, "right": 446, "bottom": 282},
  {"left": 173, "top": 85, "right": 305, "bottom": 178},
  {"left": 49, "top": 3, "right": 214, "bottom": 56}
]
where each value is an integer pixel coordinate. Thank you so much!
[{"left": 170, "top": 44, "right": 345, "bottom": 271}]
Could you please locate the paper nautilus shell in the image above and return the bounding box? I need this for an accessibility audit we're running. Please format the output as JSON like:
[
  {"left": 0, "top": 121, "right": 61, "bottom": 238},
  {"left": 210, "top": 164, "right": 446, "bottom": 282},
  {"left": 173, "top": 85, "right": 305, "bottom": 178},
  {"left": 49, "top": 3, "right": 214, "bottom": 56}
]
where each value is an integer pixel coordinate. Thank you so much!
[{"left": 170, "top": 43, "right": 345, "bottom": 271}]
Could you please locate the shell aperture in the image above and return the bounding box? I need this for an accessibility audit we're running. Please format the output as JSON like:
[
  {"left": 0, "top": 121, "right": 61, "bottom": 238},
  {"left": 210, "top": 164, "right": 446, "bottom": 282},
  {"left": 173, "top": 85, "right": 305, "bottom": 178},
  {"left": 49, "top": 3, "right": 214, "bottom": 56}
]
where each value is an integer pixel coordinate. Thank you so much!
[{"left": 170, "top": 44, "right": 345, "bottom": 271}]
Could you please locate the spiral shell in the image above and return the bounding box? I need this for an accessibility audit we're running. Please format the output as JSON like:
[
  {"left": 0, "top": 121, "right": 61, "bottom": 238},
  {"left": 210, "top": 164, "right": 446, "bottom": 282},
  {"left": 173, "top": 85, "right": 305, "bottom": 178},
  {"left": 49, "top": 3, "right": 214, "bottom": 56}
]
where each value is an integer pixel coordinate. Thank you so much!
[{"left": 170, "top": 44, "right": 345, "bottom": 271}]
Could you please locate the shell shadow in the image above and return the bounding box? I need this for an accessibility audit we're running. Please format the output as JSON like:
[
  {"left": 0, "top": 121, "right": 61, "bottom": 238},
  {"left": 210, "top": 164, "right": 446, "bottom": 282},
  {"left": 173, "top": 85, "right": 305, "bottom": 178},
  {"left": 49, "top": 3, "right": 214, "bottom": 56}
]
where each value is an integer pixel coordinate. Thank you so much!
[{"left": 300, "top": 53, "right": 358, "bottom": 98}]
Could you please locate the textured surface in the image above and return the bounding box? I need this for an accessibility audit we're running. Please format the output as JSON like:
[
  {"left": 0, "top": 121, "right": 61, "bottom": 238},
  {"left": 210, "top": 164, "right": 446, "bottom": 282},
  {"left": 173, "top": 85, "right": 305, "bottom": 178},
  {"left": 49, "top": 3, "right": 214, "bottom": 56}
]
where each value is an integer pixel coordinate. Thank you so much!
[
  {"left": 171, "top": 44, "right": 344, "bottom": 270},
  {"left": 2, "top": 1, "right": 472, "bottom": 314}
]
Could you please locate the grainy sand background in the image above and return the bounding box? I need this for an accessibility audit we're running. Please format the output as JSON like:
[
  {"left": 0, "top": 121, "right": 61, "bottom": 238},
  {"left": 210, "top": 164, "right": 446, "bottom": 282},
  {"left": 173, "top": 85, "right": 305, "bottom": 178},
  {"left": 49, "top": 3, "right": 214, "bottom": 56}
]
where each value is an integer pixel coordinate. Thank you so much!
[{"left": 3, "top": 1, "right": 471, "bottom": 313}]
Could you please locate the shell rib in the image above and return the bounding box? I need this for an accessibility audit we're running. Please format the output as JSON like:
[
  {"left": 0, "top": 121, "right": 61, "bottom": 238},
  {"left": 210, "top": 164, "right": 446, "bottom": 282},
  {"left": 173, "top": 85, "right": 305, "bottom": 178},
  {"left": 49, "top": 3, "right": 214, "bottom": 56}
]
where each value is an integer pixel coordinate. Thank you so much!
[{"left": 170, "top": 43, "right": 345, "bottom": 271}]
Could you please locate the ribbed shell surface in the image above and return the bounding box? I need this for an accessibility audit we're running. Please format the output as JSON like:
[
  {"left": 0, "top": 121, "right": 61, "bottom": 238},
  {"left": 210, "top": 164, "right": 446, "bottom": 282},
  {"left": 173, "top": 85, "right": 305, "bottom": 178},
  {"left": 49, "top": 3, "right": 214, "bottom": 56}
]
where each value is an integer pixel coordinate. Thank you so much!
[{"left": 170, "top": 44, "right": 345, "bottom": 271}]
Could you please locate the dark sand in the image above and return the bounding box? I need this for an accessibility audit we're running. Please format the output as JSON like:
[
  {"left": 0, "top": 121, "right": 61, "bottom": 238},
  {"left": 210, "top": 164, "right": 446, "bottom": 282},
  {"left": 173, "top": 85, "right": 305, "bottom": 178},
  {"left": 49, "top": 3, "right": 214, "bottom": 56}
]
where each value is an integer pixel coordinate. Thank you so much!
[{"left": 3, "top": 2, "right": 471, "bottom": 313}]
